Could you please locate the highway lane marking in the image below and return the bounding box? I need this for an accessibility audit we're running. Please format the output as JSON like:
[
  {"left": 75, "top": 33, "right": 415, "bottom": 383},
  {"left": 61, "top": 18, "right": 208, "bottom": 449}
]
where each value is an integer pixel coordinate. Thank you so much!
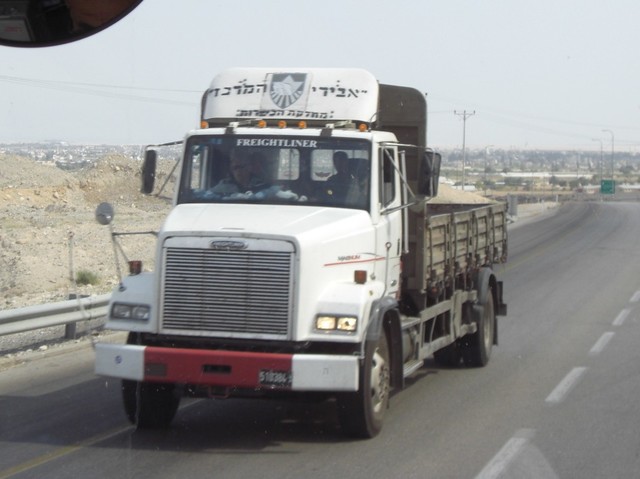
[
  {"left": 589, "top": 332, "right": 615, "bottom": 356},
  {"left": 0, "top": 399, "right": 203, "bottom": 479},
  {"left": 475, "top": 429, "right": 535, "bottom": 479},
  {"left": 630, "top": 291, "right": 640, "bottom": 303},
  {"left": 613, "top": 309, "right": 630, "bottom": 327},
  {"left": 545, "top": 367, "right": 587, "bottom": 404},
  {"left": 0, "top": 425, "right": 132, "bottom": 479}
]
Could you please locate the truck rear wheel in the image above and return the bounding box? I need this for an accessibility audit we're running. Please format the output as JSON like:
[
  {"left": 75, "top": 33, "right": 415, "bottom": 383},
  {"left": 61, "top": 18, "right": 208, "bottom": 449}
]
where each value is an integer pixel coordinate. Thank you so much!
[
  {"left": 122, "top": 379, "right": 180, "bottom": 429},
  {"left": 461, "top": 288, "right": 495, "bottom": 367},
  {"left": 337, "top": 332, "right": 391, "bottom": 438}
]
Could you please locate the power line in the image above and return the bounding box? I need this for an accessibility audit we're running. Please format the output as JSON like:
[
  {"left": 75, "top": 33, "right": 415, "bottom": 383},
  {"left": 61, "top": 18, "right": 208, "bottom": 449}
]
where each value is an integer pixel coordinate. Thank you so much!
[
  {"left": 431, "top": 93, "right": 639, "bottom": 146},
  {"left": 0, "top": 74, "right": 201, "bottom": 93},
  {"left": 0, "top": 74, "right": 199, "bottom": 106}
]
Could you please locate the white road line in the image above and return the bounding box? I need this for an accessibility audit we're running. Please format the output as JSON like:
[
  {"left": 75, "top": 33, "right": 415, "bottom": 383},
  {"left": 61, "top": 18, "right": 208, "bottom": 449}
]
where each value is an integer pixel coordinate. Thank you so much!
[
  {"left": 475, "top": 429, "right": 535, "bottom": 479},
  {"left": 630, "top": 291, "right": 640, "bottom": 303},
  {"left": 545, "top": 367, "right": 587, "bottom": 404},
  {"left": 589, "top": 332, "right": 615, "bottom": 356},
  {"left": 613, "top": 309, "right": 630, "bottom": 327}
]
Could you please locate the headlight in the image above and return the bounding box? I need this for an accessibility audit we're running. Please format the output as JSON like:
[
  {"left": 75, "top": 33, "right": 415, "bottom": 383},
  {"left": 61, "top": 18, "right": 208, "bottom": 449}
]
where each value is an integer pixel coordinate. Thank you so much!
[
  {"left": 337, "top": 316, "right": 357, "bottom": 331},
  {"left": 315, "top": 315, "right": 357, "bottom": 332},
  {"left": 111, "top": 303, "right": 150, "bottom": 321},
  {"left": 316, "top": 316, "right": 337, "bottom": 330}
]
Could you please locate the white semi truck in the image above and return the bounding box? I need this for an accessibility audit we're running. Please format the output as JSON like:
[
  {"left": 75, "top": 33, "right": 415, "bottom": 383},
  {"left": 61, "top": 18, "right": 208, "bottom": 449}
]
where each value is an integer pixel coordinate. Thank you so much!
[{"left": 95, "top": 68, "right": 507, "bottom": 438}]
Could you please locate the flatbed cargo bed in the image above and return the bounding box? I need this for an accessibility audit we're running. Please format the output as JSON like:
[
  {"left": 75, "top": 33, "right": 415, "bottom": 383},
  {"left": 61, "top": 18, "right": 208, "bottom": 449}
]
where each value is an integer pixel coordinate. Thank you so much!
[{"left": 404, "top": 201, "right": 508, "bottom": 296}]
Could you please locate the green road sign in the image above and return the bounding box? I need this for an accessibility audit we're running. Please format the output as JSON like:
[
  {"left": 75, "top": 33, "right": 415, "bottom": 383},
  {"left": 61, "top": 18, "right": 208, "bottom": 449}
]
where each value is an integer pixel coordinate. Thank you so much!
[{"left": 600, "top": 179, "right": 615, "bottom": 195}]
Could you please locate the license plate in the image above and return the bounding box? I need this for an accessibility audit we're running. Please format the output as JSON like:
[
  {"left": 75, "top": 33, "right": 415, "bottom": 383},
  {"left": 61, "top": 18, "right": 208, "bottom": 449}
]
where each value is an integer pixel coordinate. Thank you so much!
[{"left": 259, "top": 369, "right": 292, "bottom": 388}]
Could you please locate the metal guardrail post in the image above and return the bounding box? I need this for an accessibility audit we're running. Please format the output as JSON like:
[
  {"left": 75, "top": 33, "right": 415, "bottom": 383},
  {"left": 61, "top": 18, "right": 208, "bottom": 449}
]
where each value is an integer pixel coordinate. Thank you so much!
[
  {"left": 65, "top": 293, "right": 88, "bottom": 339},
  {"left": 65, "top": 321, "right": 77, "bottom": 340}
]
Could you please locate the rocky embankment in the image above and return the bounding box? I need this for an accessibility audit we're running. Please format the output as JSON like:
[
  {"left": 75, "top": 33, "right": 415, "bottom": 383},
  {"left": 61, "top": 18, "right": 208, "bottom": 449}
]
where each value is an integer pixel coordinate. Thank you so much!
[{"left": 0, "top": 154, "right": 175, "bottom": 310}]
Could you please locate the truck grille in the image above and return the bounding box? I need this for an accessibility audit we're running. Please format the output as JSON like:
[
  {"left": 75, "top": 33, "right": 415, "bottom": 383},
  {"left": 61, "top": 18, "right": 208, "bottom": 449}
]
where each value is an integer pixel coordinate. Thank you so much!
[{"left": 161, "top": 242, "right": 294, "bottom": 338}]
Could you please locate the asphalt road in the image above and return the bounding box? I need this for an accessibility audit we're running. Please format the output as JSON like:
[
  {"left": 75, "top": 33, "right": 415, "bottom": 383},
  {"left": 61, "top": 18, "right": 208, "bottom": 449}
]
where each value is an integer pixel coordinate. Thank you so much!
[{"left": 2, "top": 200, "right": 640, "bottom": 479}]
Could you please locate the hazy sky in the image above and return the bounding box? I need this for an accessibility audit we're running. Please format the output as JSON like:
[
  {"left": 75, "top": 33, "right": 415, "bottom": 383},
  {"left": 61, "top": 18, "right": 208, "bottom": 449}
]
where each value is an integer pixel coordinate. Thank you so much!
[{"left": 1, "top": 0, "right": 638, "bottom": 151}]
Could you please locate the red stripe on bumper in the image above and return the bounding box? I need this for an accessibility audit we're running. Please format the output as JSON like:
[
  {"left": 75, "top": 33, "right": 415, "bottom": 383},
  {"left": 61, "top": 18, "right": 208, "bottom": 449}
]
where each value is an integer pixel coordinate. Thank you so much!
[{"left": 143, "top": 347, "right": 292, "bottom": 388}]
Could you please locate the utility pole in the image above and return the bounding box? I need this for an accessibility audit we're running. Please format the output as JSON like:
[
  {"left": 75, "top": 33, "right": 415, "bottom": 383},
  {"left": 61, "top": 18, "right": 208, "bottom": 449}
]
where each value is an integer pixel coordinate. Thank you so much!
[{"left": 454, "top": 110, "right": 475, "bottom": 190}]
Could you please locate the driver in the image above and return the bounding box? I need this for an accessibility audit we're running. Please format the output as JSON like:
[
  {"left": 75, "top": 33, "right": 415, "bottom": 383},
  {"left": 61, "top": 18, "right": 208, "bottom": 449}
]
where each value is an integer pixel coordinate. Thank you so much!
[{"left": 211, "top": 150, "right": 269, "bottom": 195}]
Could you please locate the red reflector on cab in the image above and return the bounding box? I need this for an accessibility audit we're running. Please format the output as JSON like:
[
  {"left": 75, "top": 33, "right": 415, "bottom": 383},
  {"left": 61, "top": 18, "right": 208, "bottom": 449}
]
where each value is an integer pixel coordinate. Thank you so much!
[{"left": 129, "top": 260, "right": 142, "bottom": 275}]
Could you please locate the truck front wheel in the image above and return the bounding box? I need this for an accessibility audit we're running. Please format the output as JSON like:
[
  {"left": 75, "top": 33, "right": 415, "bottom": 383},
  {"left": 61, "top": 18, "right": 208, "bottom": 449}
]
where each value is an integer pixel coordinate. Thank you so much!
[
  {"left": 122, "top": 379, "right": 181, "bottom": 429},
  {"left": 337, "top": 332, "right": 391, "bottom": 438},
  {"left": 461, "top": 288, "right": 495, "bottom": 367}
]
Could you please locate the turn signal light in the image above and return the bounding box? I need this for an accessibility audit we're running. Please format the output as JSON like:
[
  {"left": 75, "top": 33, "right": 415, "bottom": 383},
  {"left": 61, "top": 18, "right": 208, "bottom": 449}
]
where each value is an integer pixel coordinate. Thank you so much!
[{"left": 354, "top": 270, "right": 367, "bottom": 284}]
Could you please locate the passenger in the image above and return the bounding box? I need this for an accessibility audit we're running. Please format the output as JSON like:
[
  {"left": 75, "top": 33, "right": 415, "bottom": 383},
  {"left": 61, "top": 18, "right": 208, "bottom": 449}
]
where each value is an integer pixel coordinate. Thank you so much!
[
  {"left": 322, "top": 151, "right": 359, "bottom": 204},
  {"left": 211, "top": 150, "right": 269, "bottom": 196}
]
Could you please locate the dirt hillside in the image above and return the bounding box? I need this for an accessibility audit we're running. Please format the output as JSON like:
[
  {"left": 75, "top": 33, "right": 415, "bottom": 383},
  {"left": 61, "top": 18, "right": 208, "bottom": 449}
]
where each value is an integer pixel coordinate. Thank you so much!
[{"left": 0, "top": 154, "right": 175, "bottom": 309}]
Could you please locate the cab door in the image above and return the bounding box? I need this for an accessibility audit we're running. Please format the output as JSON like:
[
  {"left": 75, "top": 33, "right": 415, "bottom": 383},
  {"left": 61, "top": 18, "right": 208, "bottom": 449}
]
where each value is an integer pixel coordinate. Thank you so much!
[{"left": 374, "top": 146, "right": 403, "bottom": 297}]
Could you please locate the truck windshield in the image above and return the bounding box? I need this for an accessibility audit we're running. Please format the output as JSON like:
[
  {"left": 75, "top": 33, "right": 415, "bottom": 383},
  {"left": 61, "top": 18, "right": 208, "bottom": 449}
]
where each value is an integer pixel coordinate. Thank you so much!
[{"left": 178, "top": 135, "right": 371, "bottom": 210}]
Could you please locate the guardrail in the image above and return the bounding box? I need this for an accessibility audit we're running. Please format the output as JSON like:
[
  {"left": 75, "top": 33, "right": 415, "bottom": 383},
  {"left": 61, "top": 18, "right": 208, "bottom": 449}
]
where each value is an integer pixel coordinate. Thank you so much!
[{"left": 0, "top": 294, "right": 111, "bottom": 338}]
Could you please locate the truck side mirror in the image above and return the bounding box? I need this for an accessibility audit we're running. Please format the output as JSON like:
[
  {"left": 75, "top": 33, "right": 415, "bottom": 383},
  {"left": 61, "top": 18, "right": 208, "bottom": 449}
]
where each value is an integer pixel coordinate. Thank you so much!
[
  {"left": 418, "top": 150, "right": 441, "bottom": 197},
  {"left": 141, "top": 149, "right": 157, "bottom": 194}
]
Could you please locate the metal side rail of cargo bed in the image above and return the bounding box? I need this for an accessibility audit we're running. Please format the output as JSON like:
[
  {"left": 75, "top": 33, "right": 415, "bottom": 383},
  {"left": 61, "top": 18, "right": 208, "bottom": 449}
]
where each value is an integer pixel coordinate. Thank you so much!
[{"left": 399, "top": 289, "right": 480, "bottom": 377}]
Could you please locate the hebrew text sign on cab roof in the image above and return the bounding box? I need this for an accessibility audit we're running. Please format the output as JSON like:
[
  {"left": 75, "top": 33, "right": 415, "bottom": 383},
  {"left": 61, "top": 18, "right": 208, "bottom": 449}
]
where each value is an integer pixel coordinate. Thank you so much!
[{"left": 202, "top": 68, "right": 379, "bottom": 125}]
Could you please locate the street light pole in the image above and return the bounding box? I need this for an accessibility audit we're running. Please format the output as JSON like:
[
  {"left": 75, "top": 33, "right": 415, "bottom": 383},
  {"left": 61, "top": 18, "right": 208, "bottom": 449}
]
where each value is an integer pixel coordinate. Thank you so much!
[
  {"left": 602, "top": 129, "right": 614, "bottom": 179},
  {"left": 484, "top": 145, "right": 494, "bottom": 194},
  {"left": 591, "top": 138, "right": 603, "bottom": 185},
  {"left": 454, "top": 110, "right": 475, "bottom": 190}
]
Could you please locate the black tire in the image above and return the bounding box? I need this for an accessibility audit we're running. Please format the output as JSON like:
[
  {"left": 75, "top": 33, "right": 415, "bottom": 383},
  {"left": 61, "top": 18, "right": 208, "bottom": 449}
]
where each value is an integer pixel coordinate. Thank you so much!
[
  {"left": 461, "top": 288, "right": 495, "bottom": 367},
  {"left": 122, "top": 379, "right": 180, "bottom": 429},
  {"left": 337, "top": 332, "right": 391, "bottom": 438},
  {"left": 433, "top": 341, "right": 462, "bottom": 367}
]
